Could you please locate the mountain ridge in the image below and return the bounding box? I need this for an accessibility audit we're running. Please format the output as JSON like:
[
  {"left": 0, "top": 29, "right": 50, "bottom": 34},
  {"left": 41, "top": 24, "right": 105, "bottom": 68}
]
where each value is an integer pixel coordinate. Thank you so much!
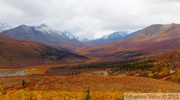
[{"left": 129, "top": 23, "right": 180, "bottom": 42}]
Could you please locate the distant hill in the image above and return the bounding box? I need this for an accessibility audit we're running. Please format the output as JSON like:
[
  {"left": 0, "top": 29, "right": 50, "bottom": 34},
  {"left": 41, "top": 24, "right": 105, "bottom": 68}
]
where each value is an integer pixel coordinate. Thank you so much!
[
  {"left": 0, "top": 35, "right": 86, "bottom": 68},
  {"left": 129, "top": 23, "right": 180, "bottom": 41},
  {"left": 1, "top": 24, "right": 86, "bottom": 50}
]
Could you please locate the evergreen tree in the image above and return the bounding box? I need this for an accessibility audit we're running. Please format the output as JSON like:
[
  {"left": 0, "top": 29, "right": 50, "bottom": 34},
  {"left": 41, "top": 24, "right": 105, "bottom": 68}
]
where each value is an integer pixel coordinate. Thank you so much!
[{"left": 85, "top": 85, "right": 92, "bottom": 100}]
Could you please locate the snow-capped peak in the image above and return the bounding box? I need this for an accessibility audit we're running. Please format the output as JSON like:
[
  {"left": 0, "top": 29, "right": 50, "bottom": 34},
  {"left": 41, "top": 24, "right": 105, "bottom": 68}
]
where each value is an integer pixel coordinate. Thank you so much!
[
  {"left": 33, "top": 24, "right": 77, "bottom": 40},
  {"left": 11, "top": 23, "right": 77, "bottom": 40},
  {"left": 0, "top": 23, "right": 13, "bottom": 32},
  {"left": 34, "top": 23, "right": 57, "bottom": 34},
  {"left": 101, "top": 31, "right": 129, "bottom": 39}
]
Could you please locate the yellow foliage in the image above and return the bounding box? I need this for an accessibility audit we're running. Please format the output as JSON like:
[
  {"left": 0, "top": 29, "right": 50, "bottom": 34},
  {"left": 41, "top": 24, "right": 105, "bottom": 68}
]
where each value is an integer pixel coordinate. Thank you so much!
[
  {"left": 158, "top": 67, "right": 169, "bottom": 76},
  {"left": 0, "top": 89, "right": 125, "bottom": 100},
  {"left": 147, "top": 72, "right": 153, "bottom": 77}
]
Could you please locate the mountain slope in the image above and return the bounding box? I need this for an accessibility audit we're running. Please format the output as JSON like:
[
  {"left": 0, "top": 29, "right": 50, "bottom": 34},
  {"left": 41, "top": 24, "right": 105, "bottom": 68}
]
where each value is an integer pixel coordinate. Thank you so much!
[
  {"left": 130, "top": 23, "right": 180, "bottom": 41},
  {"left": 79, "top": 23, "right": 180, "bottom": 57},
  {"left": 1, "top": 24, "right": 86, "bottom": 50},
  {"left": 0, "top": 35, "right": 86, "bottom": 68},
  {"left": 86, "top": 32, "right": 129, "bottom": 45}
]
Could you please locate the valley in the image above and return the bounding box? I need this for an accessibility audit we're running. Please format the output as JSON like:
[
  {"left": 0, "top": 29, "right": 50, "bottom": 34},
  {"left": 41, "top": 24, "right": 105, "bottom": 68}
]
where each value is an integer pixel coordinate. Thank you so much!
[{"left": 0, "top": 23, "right": 180, "bottom": 100}]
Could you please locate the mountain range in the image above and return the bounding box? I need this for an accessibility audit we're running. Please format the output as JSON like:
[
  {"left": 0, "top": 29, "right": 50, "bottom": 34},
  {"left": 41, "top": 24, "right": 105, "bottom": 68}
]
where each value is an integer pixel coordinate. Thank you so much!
[
  {"left": 0, "top": 22, "right": 180, "bottom": 63},
  {"left": 80, "top": 23, "right": 180, "bottom": 58},
  {"left": 0, "top": 23, "right": 134, "bottom": 47},
  {"left": 0, "top": 24, "right": 86, "bottom": 50}
]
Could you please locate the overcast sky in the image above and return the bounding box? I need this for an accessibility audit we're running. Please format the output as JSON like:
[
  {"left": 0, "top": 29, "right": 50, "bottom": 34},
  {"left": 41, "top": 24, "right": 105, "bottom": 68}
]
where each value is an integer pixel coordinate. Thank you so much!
[{"left": 0, "top": 0, "right": 180, "bottom": 39}]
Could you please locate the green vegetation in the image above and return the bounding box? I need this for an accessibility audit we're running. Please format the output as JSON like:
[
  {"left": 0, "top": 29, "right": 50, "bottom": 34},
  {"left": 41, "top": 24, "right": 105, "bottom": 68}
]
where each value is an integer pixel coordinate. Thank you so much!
[
  {"left": 40, "top": 46, "right": 86, "bottom": 61},
  {"left": 85, "top": 85, "right": 92, "bottom": 100},
  {"left": 22, "top": 80, "right": 27, "bottom": 86},
  {"left": 76, "top": 59, "right": 154, "bottom": 70},
  {"left": 45, "top": 59, "right": 155, "bottom": 76}
]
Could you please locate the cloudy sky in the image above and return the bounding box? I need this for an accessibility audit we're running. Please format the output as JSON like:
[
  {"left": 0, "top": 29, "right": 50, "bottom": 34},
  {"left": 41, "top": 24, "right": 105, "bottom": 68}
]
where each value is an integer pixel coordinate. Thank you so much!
[{"left": 0, "top": 0, "right": 180, "bottom": 39}]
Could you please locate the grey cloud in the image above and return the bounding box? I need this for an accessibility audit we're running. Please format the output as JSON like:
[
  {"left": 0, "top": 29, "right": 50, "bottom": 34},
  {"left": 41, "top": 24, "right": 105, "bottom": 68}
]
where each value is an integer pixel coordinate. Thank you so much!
[
  {"left": 0, "top": 0, "right": 180, "bottom": 39},
  {"left": 2, "top": 0, "right": 44, "bottom": 16}
]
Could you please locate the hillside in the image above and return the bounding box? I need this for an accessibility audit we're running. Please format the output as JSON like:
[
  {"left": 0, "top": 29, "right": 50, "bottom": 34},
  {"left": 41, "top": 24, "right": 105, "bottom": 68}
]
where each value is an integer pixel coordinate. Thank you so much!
[
  {"left": 129, "top": 23, "right": 180, "bottom": 41},
  {"left": 0, "top": 35, "right": 86, "bottom": 68}
]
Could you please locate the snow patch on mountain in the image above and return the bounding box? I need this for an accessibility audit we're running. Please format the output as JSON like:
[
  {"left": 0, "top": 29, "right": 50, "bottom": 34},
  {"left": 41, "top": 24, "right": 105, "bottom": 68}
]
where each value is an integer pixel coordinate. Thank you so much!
[
  {"left": 34, "top": 24, "right": 62, "bottom": 35},
  {"left": 34, "top": 24, "right": 77, "bottom": 39},
  {"left": 63, "top": 31, "right": 77, "bottom": 39},
  {"left": 0, "top": 23, "right": 13, "bottom": 32}
]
